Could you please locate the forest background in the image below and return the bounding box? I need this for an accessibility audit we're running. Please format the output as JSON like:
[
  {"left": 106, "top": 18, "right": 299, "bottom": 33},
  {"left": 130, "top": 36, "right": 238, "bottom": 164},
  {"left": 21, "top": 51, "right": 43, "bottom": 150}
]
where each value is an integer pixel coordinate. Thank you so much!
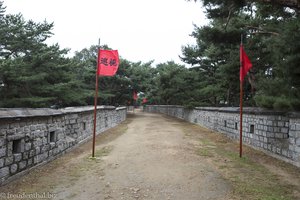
[{"left": 0, "top": 0, "right": 299, "bottom": 110}]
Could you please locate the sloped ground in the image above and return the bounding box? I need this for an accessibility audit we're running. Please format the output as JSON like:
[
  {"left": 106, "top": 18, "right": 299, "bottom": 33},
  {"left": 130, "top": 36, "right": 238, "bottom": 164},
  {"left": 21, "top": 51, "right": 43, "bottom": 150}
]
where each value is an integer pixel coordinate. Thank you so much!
[{"left": 0, "top": 110, "right": 299, "bottom": 200}]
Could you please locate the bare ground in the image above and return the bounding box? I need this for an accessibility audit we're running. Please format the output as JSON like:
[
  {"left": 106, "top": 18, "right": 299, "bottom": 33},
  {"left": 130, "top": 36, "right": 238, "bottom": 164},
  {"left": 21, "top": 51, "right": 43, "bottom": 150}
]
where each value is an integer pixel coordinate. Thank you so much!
[{"left": 1, "top": 110, "right": 299, "bottom": 200}]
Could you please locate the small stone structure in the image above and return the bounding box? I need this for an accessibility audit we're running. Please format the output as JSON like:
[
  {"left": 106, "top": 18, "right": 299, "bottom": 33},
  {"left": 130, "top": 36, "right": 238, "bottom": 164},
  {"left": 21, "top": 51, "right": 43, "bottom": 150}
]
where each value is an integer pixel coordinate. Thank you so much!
[
  {"left": 144, "top": 105, "right": 300, "bottom": 167},
  {"left": 0, "top": 106, "right": 126, "bottom": 185}
]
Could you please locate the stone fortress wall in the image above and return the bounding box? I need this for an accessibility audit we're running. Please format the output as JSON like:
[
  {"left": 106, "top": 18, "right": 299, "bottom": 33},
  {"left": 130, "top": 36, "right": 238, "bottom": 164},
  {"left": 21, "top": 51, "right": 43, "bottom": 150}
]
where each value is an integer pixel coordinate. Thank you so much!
[
  {"left": 0, "top": 106, "right": 127, "bottom": 185},
  {"left": 144, "top": 105, "right": 300, "bottom": 167}
]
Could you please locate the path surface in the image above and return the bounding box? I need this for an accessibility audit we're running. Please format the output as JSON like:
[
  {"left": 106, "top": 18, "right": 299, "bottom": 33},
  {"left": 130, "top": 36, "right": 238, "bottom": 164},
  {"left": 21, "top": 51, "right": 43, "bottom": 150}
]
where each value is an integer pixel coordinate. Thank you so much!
[
  {"left": 93, "top": 111, "right": 231, "bottom": 200},
  {"left": 1, "top": 110, "right": 299, "bottom": 200}
]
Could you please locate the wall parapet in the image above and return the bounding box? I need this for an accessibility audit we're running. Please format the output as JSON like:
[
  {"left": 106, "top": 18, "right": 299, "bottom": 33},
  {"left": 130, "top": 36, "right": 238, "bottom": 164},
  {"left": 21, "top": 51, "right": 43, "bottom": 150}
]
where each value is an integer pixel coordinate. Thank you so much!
[
  {"left": 144, "top": 105, "right": 300, "bottom": 167},
  {"left": 0, "top": 106, "right": 127, "bottom": 185}
]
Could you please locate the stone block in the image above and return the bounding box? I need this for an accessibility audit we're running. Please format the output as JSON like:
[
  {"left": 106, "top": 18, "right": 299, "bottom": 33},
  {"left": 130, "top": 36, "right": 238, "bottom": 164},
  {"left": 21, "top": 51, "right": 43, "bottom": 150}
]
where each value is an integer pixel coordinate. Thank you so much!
[
  {"left": 19, "top": 122, "right": 27, "bottom": 127},
  {"left": 18, "top": 161, "right": 27, "bottom": 170},
  {"left": 0, "top": 167, "right": 9, "bottom": 178},
  {"left": 0, "top": 129, "right": 6, "bottom": 137},
  {"left": 0, "top": 148, "right": 6, "bottom": 158},
  {"left": 0, "top": 138, "right": 5, "bottom": 146},
  {"left": 0, "top": 158, "right": 4, "bottom": 167},
  {"left": 16, "top": 127, "right": 24, "bottom": 133},
  {"left": 27, "top": 158, "right": 33, "bottom": 166},
  {"left": 29, "top": 149, "right": 35, "bottom": 158},
  {"left": 42, "top": 137, "right": 48, "bottom": 145},
  {"left": 33, "top": 130, "right": 45, "bottom": 138},
  {"left": 282, "top": 149, "right": 288, "bottom": 157},
  {"left": 33, "top": 138, "right": 43, "bottom": 147},
  {"left": 25, "top": 143, "right": 32, "bottom": 151},
  {"left": 10, "top": 164, "right": 18, "bottom": 174},
  {"left": 34, "top": 152, "right": 48, "bottom": 164},
  {"left": 50, "top": 143, "right": 56, "bottom": 149},
  {"left": 278, "top": 121, "right": 284, "bottom": 127},
  {"left": 69, "top": 119, "right": 76, "bottom": 124},
  {"left": 266, "top": 132, "right": 274, "bottom": 138},
  {"left": 4, "top": 156, "right": 13, "bottom": 166},
  {"left": 296, "top": 138, "right": 300, "bottom": 146},
  {"left": 72, "top": 124, "right": 79, "bottom": 129},
  {"left": 30, "top": 125, "right": 36, "bottom": 131},
  {"left": 41, "top": 144, "right": 49, "bottom": 153},
  {"left": 275, "top": 133, "right": 284, "bottom": 139},
  {"left": 285, "top": 122, "right": 289, "bottom": 127},
  {"left": 7, "top": 129, "right": 16, "bottom": 135},
  {"left": 295, "top": 146, "right": 300, "bottom": 153},
  {"left": 281, "top": 127, "right": 289, "bottom": 134},
  {"left": 7, "top": 134, "right": 25, "bottom": 142},
  {"left": 22, "top": 152, "right": 29, "bottom": 160},
  {"left": 9, "top": 123, "right": 19, "bottom": 129},
  {"left": 296, "top": 123, "right": 300, "bottom": 131},
  {"left": 14, "top": 153, "right": 22, "bottom": 162}
]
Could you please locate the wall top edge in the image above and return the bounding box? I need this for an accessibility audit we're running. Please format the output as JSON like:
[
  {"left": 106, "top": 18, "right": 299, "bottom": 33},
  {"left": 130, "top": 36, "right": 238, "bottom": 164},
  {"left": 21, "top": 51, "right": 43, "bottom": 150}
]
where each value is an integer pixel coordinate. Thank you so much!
[
  {"left": 0, "top": 105, "right": 123, "bottom": 119},
  {"left": 145, "top": 105, "right": 300, "bottom": 117}
]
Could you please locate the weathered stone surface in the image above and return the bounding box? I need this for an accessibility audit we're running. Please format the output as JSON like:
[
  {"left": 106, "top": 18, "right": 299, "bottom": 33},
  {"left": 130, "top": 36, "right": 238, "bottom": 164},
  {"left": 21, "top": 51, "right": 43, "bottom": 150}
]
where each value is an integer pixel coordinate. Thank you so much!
[
  {"left": 0, "top": 158, "right": 4, "bottom": 167},
  {"left": 5, "top": 156, "right": 13, "bottom": 166},
  {"left": 18, "top": 161, "right": 27, "bottom": 170},
  {"left": 0, "top": 148, "right": 6, "bottom": 158},
  {"left": 0, "top": 167, "right": 9, "bottom": 178},
  {"left": 10, "top": 164, "right": 18, "bottom": 174},
  {"left": 0, "top": 106, "right": 127, "bottom": 185},
  {"left": 14, "top": 153, "right": 22, "bottom": 162},
  {"left": 144, "top": 105, "right": 300, "bottom": 168},
  {"left": 25, "top": 143, "right": 32, "bottom": 151}
]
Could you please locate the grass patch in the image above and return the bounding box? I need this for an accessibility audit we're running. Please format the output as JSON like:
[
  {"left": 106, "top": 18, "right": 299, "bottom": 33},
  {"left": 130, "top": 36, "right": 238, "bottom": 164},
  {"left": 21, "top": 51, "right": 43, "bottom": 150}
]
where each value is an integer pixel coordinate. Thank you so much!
[
  {"left": 200, "top": 138, "right": 215, "bottom": 146},
  {"left": 196, "top": 148, "right": 214, "bottom": 157},
  {"left": 177, "top": 120, "right": 298, "bottom": 200},
  {"left": 95, "top": 146, "right": 113, "bottom": 157}
]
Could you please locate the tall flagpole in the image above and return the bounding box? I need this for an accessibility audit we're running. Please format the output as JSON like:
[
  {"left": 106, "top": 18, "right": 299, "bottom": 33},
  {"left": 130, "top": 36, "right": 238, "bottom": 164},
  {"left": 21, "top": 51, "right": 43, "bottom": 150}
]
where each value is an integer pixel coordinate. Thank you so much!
[
  {"left": 92, "top": 38, "right": 100, "bottom": 158},
  {"left": 239, "top": 34, "right": 243, "bottom": 158}
]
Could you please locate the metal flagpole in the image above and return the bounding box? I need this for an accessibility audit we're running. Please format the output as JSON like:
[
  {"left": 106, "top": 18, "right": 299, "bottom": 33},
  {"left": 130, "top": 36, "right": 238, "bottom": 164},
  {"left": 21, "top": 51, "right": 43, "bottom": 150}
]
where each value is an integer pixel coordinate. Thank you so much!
[
  {"left": 92, "top": 38, "right": 101, "bottom": 157},
  {"left": 239, "top": 34, "right": 243, "bottom": 158}
]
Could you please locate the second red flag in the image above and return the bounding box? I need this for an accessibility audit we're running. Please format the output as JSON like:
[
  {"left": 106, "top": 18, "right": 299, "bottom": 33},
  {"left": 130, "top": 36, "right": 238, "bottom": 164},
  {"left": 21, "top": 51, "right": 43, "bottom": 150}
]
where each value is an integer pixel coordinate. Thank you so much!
[{"left": 240, "top": 45, "right": 252, "bottom": 82}]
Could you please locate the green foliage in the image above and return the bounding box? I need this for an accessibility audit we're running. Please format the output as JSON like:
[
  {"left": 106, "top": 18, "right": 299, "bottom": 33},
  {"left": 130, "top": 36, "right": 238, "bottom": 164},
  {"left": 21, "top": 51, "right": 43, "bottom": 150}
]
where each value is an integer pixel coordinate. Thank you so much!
[
  {"left": 181, "top": 0, "right": 300, "bottom": 110},
  {"left": 0, "top": 5, "right": 86, "bottom": 107}
]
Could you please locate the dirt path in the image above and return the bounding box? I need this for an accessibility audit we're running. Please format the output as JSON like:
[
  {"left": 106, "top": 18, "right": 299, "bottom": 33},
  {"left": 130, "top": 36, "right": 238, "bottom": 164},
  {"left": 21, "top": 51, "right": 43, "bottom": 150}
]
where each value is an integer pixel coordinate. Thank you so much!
[{"left": 1, "top": 110, "right": 299, "bottom": 200}]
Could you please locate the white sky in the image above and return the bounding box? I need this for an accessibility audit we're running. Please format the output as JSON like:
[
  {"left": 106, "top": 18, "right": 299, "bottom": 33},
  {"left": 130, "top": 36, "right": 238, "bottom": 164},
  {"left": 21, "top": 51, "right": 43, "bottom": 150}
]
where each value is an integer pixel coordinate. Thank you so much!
[{"left": 4, "top": 0, "right": 207, "bottom": 66}]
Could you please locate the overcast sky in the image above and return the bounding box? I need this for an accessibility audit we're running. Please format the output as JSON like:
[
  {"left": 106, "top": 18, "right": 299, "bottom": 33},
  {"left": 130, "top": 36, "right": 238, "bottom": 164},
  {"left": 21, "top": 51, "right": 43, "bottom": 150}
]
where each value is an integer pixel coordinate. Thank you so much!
[{"left": 4, "top": 0, "right": 207, "bottom": 66}]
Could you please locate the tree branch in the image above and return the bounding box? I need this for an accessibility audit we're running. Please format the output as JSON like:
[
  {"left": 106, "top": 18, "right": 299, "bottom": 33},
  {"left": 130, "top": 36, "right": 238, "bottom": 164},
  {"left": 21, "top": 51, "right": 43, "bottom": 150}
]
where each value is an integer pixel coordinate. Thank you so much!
[{"left": 245, "top": 25, "right": 280, "bottom": 36}]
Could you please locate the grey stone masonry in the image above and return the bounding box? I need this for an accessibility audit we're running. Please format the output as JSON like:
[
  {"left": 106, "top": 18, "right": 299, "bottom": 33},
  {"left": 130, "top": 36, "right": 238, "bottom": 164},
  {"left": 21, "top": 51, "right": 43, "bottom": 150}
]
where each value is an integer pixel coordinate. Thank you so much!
[
  {"left": 144, "top": 105, "right": 300, "bottom": 167},
  {"left": 0, "top": 106, "right": 127, "bottom": 185}
]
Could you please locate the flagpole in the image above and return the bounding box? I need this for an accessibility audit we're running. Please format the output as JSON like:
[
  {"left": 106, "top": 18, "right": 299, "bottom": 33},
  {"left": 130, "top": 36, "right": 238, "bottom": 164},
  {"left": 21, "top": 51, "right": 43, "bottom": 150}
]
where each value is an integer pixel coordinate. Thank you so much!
[
  {"left": 239, "top": 34, "right": 243, "bottom": 158},
  {"left": 92, "top": 38, "right": 100, "bottom": 158}
]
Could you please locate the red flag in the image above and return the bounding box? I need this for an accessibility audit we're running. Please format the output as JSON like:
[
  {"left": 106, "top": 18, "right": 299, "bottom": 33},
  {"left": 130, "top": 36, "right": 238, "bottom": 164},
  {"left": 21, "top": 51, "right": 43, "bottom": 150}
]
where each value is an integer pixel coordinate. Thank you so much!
[
  {"left": 98, "top": 49, "right": 119, "bottom": 76},
  {"left": 240, "top": 45, "right": 252, "bottom": 82},
  {"left": 133, "top": 91, "right": 138, "bottom": 100},
  {"left": 142, "top": 98, "right": 147, "bottom": 104}
]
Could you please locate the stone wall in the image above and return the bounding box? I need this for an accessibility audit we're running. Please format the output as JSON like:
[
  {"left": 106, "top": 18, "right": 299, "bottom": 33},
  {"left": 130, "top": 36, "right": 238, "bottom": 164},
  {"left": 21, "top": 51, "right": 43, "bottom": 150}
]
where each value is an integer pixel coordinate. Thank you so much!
[
  {"left": 144, "top": 105, "right": 300, "bottom": 167},
  {"left": 0, "top": 106, "right": 127, "bottom": 185}
]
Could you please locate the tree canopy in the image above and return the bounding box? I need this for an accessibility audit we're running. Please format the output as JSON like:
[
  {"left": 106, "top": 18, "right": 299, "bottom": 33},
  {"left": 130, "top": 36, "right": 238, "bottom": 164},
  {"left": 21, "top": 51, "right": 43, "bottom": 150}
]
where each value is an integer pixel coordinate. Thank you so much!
[{"left": 181, "top": 0, "right": 300, "bottom": 110}]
